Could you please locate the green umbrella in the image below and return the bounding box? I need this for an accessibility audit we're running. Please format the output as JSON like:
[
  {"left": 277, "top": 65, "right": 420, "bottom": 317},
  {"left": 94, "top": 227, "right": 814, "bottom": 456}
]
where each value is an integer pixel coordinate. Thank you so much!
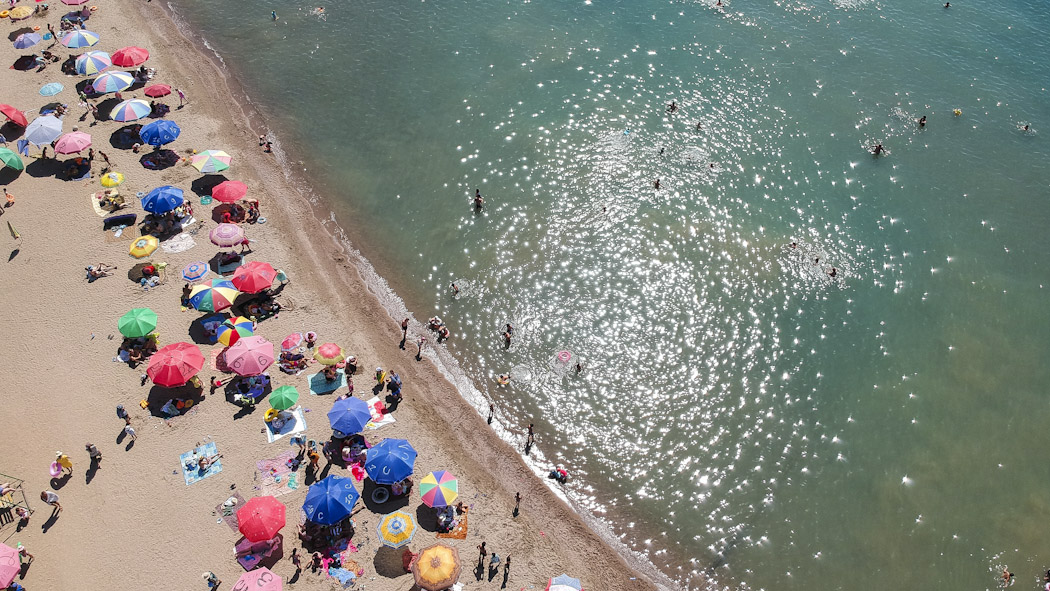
[
  {"left": 118, "top": 307, "right": 158, "bottom": 338},
  {"left": 0, "top": 147, "right": 25, "bottom": 172},
  {"left": 269, "top": 385, "right": 299, "bottom": 410}
]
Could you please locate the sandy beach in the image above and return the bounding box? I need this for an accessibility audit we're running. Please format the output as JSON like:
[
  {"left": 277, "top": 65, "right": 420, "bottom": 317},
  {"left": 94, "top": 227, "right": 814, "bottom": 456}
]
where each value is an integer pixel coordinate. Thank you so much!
[{"left": 0, "top": 1, "right": 665, "bottom": 590}]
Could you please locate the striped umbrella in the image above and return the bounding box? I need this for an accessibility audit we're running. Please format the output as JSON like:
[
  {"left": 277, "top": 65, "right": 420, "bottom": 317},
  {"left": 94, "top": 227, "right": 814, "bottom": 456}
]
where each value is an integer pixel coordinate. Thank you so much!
[
  {"left": 216, "top": 316, "right": 254, "bottom": 347},
  {"left": 129, "top": 235, "right": 159, "bottom": 258},
  {"left": 190, "top": 150, "right": 232, "bottom": 173},
  {"left": 39, "top": 82, "right": 63, "bottom": 97},
  {"left": 13, "top": 33, "right": 41, "bottom": 50},
  {"left": 376, "top": 511, "right": 417, "bottom": 549},
  {"left": 91, "top": 70, "right": 134, "bottom": 94},
  {"left": 24, "top": 115, "right": 61, "bottom": 146},
  {"left": 141, "top": 186, "right": 184, "bottom": 214},
  {"left": 181, "top": 261, "right": 210, "bottom": 282},
  {"left": 110, "top": 99, "right": 152, "bottom": 122},
  {"left": 54, "top": 131, "right": 91, "bottom": 154},
  {"left": 144, "top": 84, "right": 171, "bottom": 98},
  {"left": 139, "top": 120, "right": 180, "bottom": 146},
  {"left": 212, "top": 180, "right": 247, "bottom": 203},
  {"left": 147, "top": 342, "right": 205, "bottom": 387},
  {"left": 231, "top": 261, "right": 277, "bottom": 294},
  {"left": 281, "top": 333, "right": 304, "bottom": 352},
  {"left": 312, "top": 343, "right": 345, "bottom": 366},
  {"left": 60, "top": 30, "right": 100, "bottom": 48},
  {"left": 187, "top": 279, "right": 240, "bottom": 312},
  {"left": 111, "top": 46, "right": 150, "bottom": 67},
  {"left": 419, "top": 470, "right": 459, "bottom": 508},
  {"left": 269, "top": 385, "right": 299, "bottom": 411},
  {"left": 118, "top": 308, "right": 158, "bottom": 338},
  {"left": 209, "top": 223, "right": 245, "bottom": 248},
  {"left": 75, "top": 51, "right": 111, "bottom": 75},
  {"left": 0, "top": 148, "right": 24, "bottom": 172}
]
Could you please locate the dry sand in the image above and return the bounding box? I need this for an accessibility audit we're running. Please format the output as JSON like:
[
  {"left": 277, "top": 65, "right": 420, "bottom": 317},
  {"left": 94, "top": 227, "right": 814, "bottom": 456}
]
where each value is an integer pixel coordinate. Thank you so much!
[{"left": 0, "top": 2, "right": 667, "bottom": 590}]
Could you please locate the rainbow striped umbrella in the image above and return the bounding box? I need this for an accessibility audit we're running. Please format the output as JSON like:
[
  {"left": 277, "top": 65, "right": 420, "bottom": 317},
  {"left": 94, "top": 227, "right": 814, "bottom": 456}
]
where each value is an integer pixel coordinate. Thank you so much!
[
  {"left": 181, "top": 261, "right": 209, "bottom": 282},
  {"left": 217, "top": 316, "right": 254, "bottom": 347},
  {"left": 419, "top": 470, "right": 459, "bottom": 508},
  {"left": 187, "top": 279, "right": 240, "bottom": 312},
  {"left": 376, "top": 511, "right": 417, "bottom": 549},
  {"left": 209, "top": 223, "right": 245, "bottom": 247},
  {"left": 91, "top": 71, "right": 134, "bottom": 94},
  {"left": 75, "top": 51, "right": 111, "bottom": 75},
  {"left": 110, "top": 99, "right": 152, "bottom": 122},
  {"left": 190, "top": 150, "right": 231, "bottom": 173},
  {"left": 60, "top": 30, "right": 100, "bottom": 49},
  {"left": 313, "top": 343, "right": 345, "bottom": 366}
]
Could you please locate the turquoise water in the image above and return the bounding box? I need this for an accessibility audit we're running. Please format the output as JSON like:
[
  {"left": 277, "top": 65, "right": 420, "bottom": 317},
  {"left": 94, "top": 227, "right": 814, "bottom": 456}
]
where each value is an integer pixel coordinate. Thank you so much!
[{"left": 173, "top": 0, "right": 1050, "bottom": 588}]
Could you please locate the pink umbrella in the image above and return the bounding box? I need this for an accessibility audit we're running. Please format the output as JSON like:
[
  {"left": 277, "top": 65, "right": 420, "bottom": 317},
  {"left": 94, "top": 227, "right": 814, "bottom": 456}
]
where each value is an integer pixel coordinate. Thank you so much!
[
  {"left": 212, "top": 180, "right": 248, "bottom": 203},
  {"left": 224, "top": 335, "right": 275, "bottom": 377},
  {"left": 54, "top": 131, "right": 92, "bottom": 154},
  {"left": 232, "top": 567, "right": 282, "bottom": 591},
  {"left": 111, "top": 46, "right": 150, "bottom": 67},
  {"left": 281, "top": 333, "right": 304, "bottom": 352},
  {"left": 0, "top": 543, "right": 19, "bottom": 588},
  {"left": 210, "top": 223, "right": 245, "bottom": 247}
]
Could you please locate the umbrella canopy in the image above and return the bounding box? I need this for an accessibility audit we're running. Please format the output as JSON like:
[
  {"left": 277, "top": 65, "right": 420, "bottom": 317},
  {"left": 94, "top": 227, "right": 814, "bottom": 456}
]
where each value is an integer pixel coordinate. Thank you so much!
[
  {"left": 0, "top": 543, "right": 20, "bottom": 588},
  {"left": 232, "top": 568, "right": 282, "bottom": 591},
  {"left": 281, "top": 333, "right": 303, "bottom": 352},
  {"left": 419, "top": 470, "right": 459, "bottom": 508},
  {"left": 411, "top": 545, "right": 462, "bottom": 591},
  {"left": 111, "top": 46, "right": 150, "bottom": 67},
  {"left": 91, "top": 70, "right": 133, "bottom": 93},
  {"left": 24, "top": 115, "right": 61, "bottom": 145},
  {"left": 216, "top": 315, "right": 254, "bottom": 347},
  {"left": 129, "top": 235, "right": 159, "bottom": 258},
  {"left": 211, "top": 179, "right": 247, "bottom": 203},
  {"left": 209, "top": 222, "right": 245, "bottom": 247},
  {"left": 100, "top": 171, "right": 125, "bottom": 188},
  {"left": 7, "top": 5, "right": 32, "bottom": 20},
  {"left": 39, "top": 82, "right": 64, "bottom": 96},
  {"left": 181, "top": 261, "right": 209, "bottom": 282},
  {"left": 327, "top": 397, "right": 371, "bottom": 436},
  {"left": 0, "top": 104, "right": 27, "bottom": 127},
  {"left": 75, "top": 50, "right": 111, "bottom": 75},
  {"left": 143, "top": 83, "right": 171, "bottom": 98},
  {"left": 60, "top": 30, "right": 100, "bottom": 48},
  {"left": 313, "top": 343, "right": 345, "bottom": 366},
  {"left": 364, "top": 439, "right": 417, "bottom": 485},
  {"left": 302, "top": 475, "right": 360, "bottom": 525},
  {"left": 139, "top": 119, "right": 180, "bottom": 146},
  {"left": 54, "top": 131, "right": 91, "bottom": 154},
  {"left": 547, "top": 574, "right": 584, "bottom": 591},
  {"left": 269, "top": 385, "right": 299, "bottom": 411},
  {"left": 236, "top": 496, "right": 286, "bottom": 543},
  {"left": 231, "top": 261, "right": 277, "bottom": 294},
  {"left": 377, "top": 511, "right": 417, "bottom": 549},
  {"left": 141, "top": 185, "right": 184, "bottom": 214},
  {"left": 110, "top": 99, "right": 151, "bottom": 122},
  {"left": 118, "top": 307, "right": 158, "bottom": 338},
  {"left": 190, "top": 149, "right": 231, "bottom": 173},
  {"left": 224, "top": 335, "right": 274, "bottom": 377},
  {"left": 0, "top": 148, "right": 24, "bottom": 172},
  {"left": 188, "top": 279, "right": 240, "bottom": 313},
  {"left": 13, "top": 32, "right": 42, "bottom": 50},
  {"left": 147, "top": 342, "right": 204, "bottom": 387}
]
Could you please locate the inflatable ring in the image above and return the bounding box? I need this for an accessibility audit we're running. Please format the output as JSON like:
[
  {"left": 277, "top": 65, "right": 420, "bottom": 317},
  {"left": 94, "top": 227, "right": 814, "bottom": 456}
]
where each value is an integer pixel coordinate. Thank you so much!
[
  {"left": 0, "top": 11, "right": 11, "bottom": 18},
  {"left": 264, "top": 408, "right": 279, "bottom": 422},
  {"left": 90, "top": 5, "right": 98, "bottom": 10},
  {"left": 49, "top": 462, "right": 61, "bottom": 477},
  {"left": 33, "top": 25, "right": 41, "bottom": 31}
]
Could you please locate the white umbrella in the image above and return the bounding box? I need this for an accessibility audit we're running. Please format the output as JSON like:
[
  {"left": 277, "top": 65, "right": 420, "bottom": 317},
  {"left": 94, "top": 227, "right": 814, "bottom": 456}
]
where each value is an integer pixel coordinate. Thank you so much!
[{"left": 24, "top": 115, "right": 63, "bottom": 146}]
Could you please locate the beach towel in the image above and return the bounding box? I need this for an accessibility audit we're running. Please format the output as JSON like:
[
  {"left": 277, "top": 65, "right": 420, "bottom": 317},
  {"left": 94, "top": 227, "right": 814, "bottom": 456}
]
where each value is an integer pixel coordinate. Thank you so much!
[
  {"left": 365, "top": 396, "right": 396, "bottom": 430},
  {"left": 437, "top": 510, "right": 468, "bottom": 540},
  {"left": 16, "top": 139, "right": 28, "bottom": 157},
  {"left": 327, "top": 567, "right": 357, "bottom": 587},
  {"left": 255, "top": 450, "right": 299, "bottom": 498},
  {"left": 160, "top": 232, "right": 196, "bottom": 254},
  {"left": 217, "top": 258, "right": 243, "bottom": 276},
  {"left": 210, "top": 348, "right": 232, "bottom": 373},
  {"left": 266, "top": 406, "right": 306, "bottom": 443},
  {"left": 180, "top": 442, "right": 223, "bottom": 485},
  {"left": 215, "top": 491, "right": 247, "bottom": 532},
  {"left": 307, "top": 370, "right": 346, "bottom": 395}
]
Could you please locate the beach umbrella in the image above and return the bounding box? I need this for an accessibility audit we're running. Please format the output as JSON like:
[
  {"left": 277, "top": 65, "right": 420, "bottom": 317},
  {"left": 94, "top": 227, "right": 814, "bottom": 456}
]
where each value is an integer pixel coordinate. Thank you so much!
[
  {"left": 312, "top": 343, "right": 345, "bottom": 366},
  {"left": 118, "top": 307, "right": 158, "bottom": 338},
  {"left": 231, "top": 261, "right": 277, "bottom": 294},
  {"left": 100, "top": 171, "right": 125, "bottom": 188},
  {"left": 111, "top": 46, "right": 149, "bottom": 67},
  {"left": 376, "top": 511, "right": 417, "bottom": 549},
  {"left": 269, "top": 385, "right": 299, "bottom": 411},
  {"left": 7, "top": 6, "right": 32, "bottom": 20},
  {"left": 24, "top": 115, "right": 61, "bottom": 146},
  {"left": 147, "top": 342, "right": 204, "bottom": 387},
  {"left": 190, "top": 149, "right": 231, "bottom": 173},
  {"left": 216, "top": 316, "right": 254, "bottom": 347},
  {"left": 547, "top": 574, "right": 583, "bottom": 591},
  {"left": 236, "top": 496, "right": 286, "bottom": 543},
  {"left": 212, "top": 180, "right": 247, "bottom": 203},
  {"left": 129, "top": 235, "right": 159, "bottom": 258},
  {"left": 411, "top": 544, "right": 461, "bottom": 591},
  {"left": 91, "top": 70, "right": 133, "bottom": 93},
  {"left": 13, "top": 32, "right": 42, "bottom": 50},
  {"left": 364, "top": 439, "right": 417, "bottom": 485},
  {"left": 54, "top": 131, "right": 91, "bottom": 154},
  {"left": 181, "top": 261, "right": 209, "bottom": 282},
  {"left": 224, "top": 335, "right": 274, "bottom": 377},
  {"left": 139, "top": 119, "right": 180, "bottom": 146},
  {"left": 75, "top": 50, "right": 111, "bottom": 75},
  {"left": 60, "top": 30, "right": 100, "bottom": 48},
  {"left": 419, "top": 470, "right": 459, "bottom": 508},
  {"left": 141, "top": 185, "right": 184, "bottom": 214},
  {"left": 143, "top": 83, "right": 171, "bottom": 98},
  {"left": 187, "top": 279, "right": 240, "bottom": 313},
  {"left": 209, "top": 223, "right": 245, "bottom": 248},
  {"left": 109, "top": 99, "right": 151, "bottom": 122},
  {"left": 39, "top": 82, "right": 63, "bottom": 96},
  {"left": 0, "top": 104, "right": 27, "bottom": 128},
  {"left": 231, "top": 568, "right": 282, "bottom": 591},
  {"left": 281, "top": 333, "right": 303, "bottom": 352},
  {"left": 327, "top": 397, "right": 371, "bottom": 436},
  {"left": 0, "top": 148, "right": 24, "bottom": 172},
  {"left": 0, "top": 543, "right": 20, "bottom": 588},
  {"left": 302, "top": 475, "right": 359, "bottom": 525}
]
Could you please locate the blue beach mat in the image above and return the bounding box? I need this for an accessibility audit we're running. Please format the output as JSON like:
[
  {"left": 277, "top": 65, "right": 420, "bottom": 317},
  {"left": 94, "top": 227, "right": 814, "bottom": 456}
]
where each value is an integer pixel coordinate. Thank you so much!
[
  {"left": 180, "top": 441, "right": 223, "bottom": 485},
  {"left": 307, "top": 370, "right": 346, "bottom": 395},
  {"left": 327, "top": 567, "right": 356, "bottom": 587}
]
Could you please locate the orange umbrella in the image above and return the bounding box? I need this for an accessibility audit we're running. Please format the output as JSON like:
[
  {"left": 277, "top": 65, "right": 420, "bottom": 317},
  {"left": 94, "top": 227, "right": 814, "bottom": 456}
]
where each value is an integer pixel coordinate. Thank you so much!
[{"left": 411, "top": 544, "right": 461, "bottom": 591}]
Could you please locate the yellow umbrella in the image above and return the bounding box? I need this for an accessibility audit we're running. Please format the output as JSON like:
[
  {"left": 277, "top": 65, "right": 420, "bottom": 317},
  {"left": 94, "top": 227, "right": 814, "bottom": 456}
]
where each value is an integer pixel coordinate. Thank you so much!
[
  {"left": 376, "top": 511, "right": 416, "bottom": 548},
  {"left": 129, "top": 235, "right": 159, "bottom": 258},
  {"left": 411, "top": 544, "right": 461, "bottom": 591},
  {"left": 8, "top": 6, "right": 33, "bottom": 20},
  {"left": 100, "top": 171, "right": 125, "bottom": 188}
]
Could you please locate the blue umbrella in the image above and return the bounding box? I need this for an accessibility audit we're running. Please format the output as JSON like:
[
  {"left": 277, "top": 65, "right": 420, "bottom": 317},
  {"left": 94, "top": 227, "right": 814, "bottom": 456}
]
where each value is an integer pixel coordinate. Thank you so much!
[
  {"left": 364, "top": 439, "right": 417, "bottom": 485},
  {"left": 39, "top": 82, "right": 64, "bottom": 97},
  {"left": 139, "top": 120, "right": 181, "bottom": 147},
  {"left": 141, "top": 186, "right": 184, "bottom": 214},
  {"left": 327, "top": 397, "right": 371, "bottom": 436},
  {"left": 13, "top": 33, "right": 42, "bottom": 50},
  {"left": 302, "top": 475, "right": 360, "bottom": 525}
]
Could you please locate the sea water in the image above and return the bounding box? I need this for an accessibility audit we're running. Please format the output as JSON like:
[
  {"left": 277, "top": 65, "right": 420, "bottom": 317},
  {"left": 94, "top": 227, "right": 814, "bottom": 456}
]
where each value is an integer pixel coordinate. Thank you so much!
[{"left": 171, "top": 0, "right": 1050, "bottom": 588}]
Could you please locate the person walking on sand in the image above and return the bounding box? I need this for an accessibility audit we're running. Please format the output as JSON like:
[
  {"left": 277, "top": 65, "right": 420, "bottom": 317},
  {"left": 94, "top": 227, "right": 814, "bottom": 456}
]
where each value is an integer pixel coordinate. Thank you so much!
[
  {"left": 477, "top": 541, "right": 487, "bottom": 565},
  {"left": 514, "top": 491, "right": 521, "bottom": 514},
  {"left": 291, "top": 548, "right": 302, "bottom": 573},
  {"left": 416, "top": 335, "right": 426, "bottom": 359},
  {"left": 526, "top": 423, "right": 535, "bottom": 447},
  {"left": 16, "top": 543, "right": 33, "bottom": 565},
  {"left": 85, "top": 443, "right": 102, "bottom": 468},
  {"left": 401, "top": 317, "right": 409, "bottom": 338},
  {"left": 124, "top": 424, "right": 137, "bottom": 441},
  {"left": 202, "top": 571, "right": 221, "bottom": 588},
  {"left": 176, "top": 88, "right": 187, "bottom": 108},
  {"left": 40, "top": 490, "right": 61, "bottom": 513}
]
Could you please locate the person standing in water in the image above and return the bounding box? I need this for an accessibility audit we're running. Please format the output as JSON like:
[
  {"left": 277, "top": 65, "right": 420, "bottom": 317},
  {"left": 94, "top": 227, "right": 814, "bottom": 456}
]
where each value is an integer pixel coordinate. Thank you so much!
[
  {"left": 474, "top": 189, "right": 484, "bottom": 211},
  {"left": 918, "top": 115, "right": 927, "bottom": 127}
]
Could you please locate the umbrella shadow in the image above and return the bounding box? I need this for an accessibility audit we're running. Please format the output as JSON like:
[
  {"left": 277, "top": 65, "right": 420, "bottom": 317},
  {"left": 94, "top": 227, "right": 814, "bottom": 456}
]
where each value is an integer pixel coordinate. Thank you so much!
[
  {"left": 109, "top": 124, "right": 143, "bottom": 149},
  {"left": 24, "top": 158, "right": 62, "bottom": 179},
  {"left": 414, "top": 504, "right": 440, "bottom": 533},
  {"left": 187, "top": 313, "right": 227, "bottom": 345},
  {"left": 7, "top": 27, "right": 33, "bottom": 42},
  {"left": 94, "top": 97, "right": 121, "bottom": 122},
  {"left": 146, "top": 382, "right": 205, "bottom": 418},
  {"left": 208, "top": 251, "right": 242, "bottom": 275},
  {"left": 127, "top": 261, "right": 154, "bottom": 283},
  {"left": 362, "top": 479, "right": 408, "bottom": 514},
  {"left": 12, "top": 55, "right": 39, "bottom": 71},
  {"left": 190, "top": 174, "right": 227, "bottom": 197},
  {"left": 139, "top": 149, "right": 179, "bottom": 170},
  {"left": 210, "top": 203, "right": 242, "bottom": 223},
  {"left": 0, "top": 167, "right": 23, "bottom": 185},
  {"left": 373, "top": 546, "right": 411, "bottom": 579},
  {"left": 1, "top": 121, "right": 25, "bottom": 141}
]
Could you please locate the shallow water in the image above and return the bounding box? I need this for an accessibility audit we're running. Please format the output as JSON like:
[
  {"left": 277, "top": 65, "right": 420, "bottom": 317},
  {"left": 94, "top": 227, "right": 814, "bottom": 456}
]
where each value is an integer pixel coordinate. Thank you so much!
[{"left": 173, "top": 0, "right": 1050, "bottom": 588}]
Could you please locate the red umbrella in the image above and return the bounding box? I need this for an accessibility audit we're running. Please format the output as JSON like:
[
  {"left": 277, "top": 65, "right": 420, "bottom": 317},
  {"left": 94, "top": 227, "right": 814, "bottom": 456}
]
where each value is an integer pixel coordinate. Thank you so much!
[
  {"left": 237, "top": 496, "right": 286, "bottom": 542},
  {"left": 0, "top": 104, "right": 27, "bottom": 128},
  {"left": 147, "top": 342, "right": 205, "bottom": 387},
  {"left": 212, "top": 180, "right": 247, "bottom": 203},
  {"left": 111, "top": 46, "right": 150, "bottom": 67},
  {"left": 231, "top": 261, "right": 277, "bottom": 294},
  {"left": 143, "top": 83, "right": 172, "bottom": 98}
]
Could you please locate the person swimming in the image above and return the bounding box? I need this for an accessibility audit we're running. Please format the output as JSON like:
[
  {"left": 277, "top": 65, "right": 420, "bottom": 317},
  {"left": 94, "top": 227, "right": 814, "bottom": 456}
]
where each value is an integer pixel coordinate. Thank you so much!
[
  {"left": 271, "top": 10, "right": 277, "bottom": 20},
  {"left": 918, "top": 115, "right": 927, "bottom": 127},
  {"left": 666, "top": 101, "right": 678, "bottom": 113},
  {"left": 871, "top": 143, "right": 884, "bottom": 155}
]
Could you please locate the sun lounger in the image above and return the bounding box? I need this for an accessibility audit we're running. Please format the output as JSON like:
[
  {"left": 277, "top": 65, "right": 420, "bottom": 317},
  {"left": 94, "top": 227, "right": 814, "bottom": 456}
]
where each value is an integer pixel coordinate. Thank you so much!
[{"left": 103, "top": 212, "right": 137, "bottom": 230}]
